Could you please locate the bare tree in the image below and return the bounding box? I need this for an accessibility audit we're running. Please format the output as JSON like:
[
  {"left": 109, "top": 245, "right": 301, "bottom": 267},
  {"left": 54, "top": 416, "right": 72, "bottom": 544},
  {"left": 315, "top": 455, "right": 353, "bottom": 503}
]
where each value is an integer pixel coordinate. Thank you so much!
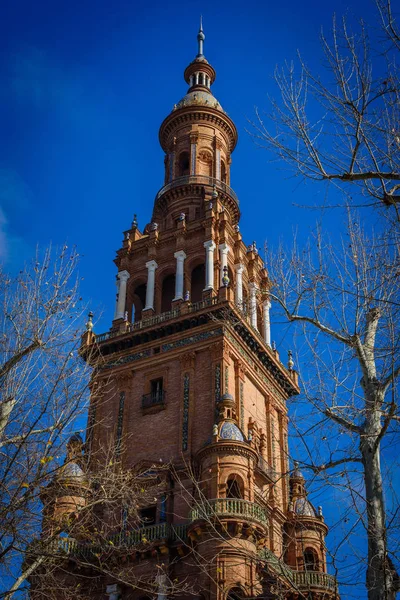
[
  {"left": 264, "top": 214, "right": 399, "bottom": 599},
  {"left": 250, "top": 1, "right": 400, "bottom": 220},
  {"left": 0, "top": 246, "right": 93, "bottom": 597}
]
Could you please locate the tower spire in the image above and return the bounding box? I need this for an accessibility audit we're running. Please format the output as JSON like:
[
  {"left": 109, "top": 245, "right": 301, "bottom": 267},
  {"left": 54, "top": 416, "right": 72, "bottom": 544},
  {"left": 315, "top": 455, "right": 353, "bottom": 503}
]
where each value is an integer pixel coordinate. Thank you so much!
[{"left": 197, "top": 16, "right": 205, "bottom": 57}]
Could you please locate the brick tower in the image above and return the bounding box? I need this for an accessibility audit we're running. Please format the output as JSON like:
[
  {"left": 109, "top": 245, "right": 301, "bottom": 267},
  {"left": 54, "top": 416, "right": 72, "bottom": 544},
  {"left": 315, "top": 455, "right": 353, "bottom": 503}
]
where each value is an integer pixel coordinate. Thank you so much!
[{"left": 34, "top": 21, "right": 339, "bottom": 600}]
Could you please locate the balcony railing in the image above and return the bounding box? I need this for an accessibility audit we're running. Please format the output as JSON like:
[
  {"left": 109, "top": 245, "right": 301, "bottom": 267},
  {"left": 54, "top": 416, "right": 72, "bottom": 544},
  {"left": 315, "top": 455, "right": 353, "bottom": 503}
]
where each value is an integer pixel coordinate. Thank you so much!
[
  {"left": 258, "top": 547, "right": 294, "bottom": 582},
  {"left": 155, "top": 175, "right": 239, "bottom": 205},
  {"left": 47, "top": 523, "right": 189, "bottom": 559},
  {"left": 190, "top": 498, "right": 268, "bottom": 527},
  {"left": 258, "top": 548, "right": 338, "bottom": 593},
  {"left": 141, "top": 390, "right": 165, "bottom": 409},
  {"left": 292, "top": 570, "right": 338, "bottom": 591},
  {"left": 257, "top": 456, "right": 275, "bottom": 479},
  {"left": 94, "top": 297, "right": 219, "bottom": 344}
]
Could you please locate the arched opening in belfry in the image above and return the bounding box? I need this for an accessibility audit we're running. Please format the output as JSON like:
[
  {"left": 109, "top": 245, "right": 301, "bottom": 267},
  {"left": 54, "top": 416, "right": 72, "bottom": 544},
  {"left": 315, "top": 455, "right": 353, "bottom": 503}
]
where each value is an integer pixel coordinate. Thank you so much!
[
  {"left": 161, "top": 273, "right": 176, "bottom": 313},
  {"left": 191, "top": 263, "right": 205, "bottom": 303},
  {"left": 198, "top": 149, "right": 213, "bottom": 177},
  {"left": 303, "top": 547, "right": 319, "bottom": 571},
  {"left": 132, "top": 283, "right": 147, "bottom": 322},
  {"left": 221, "top": 160, "right": 227, "bottom": 183},
  {"left": 227, "top": 587, "right": 244, "bottom": 600},
  {"left": 178, "top": 151, "right": 190, "bottom": 177},
  {"left": 226, "top": 475, "right": 243, "bottom": 499}
]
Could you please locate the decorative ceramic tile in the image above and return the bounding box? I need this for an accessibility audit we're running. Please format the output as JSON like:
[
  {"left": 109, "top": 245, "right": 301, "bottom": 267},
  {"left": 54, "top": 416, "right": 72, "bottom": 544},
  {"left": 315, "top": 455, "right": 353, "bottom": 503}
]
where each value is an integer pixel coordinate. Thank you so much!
[
  {"left": 182, "top": 373, "right": 190, "bottom": 451},
  {"left": 115, "top": 391, "right": 125, "bottom": 456}
]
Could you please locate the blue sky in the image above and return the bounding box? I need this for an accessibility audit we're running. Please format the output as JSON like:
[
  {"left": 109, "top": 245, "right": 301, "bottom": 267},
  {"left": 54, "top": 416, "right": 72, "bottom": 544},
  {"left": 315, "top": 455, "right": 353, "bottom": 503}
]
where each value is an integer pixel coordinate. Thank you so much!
[
  {"left": 0, "top": 0, "right": 390, "bottom": 597},
  {"left": 0, "top": 0, "right": 380, "bottom": 331}
]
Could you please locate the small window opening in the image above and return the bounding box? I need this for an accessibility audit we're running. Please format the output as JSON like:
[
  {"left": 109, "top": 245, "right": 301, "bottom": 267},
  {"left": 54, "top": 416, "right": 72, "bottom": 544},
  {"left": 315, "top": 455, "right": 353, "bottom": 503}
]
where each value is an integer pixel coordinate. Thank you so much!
[
  {"left": 178, "top": 152, "right": 190, "bottom": 177},
  {"left": 221, "top": 160, "right": 227, "bottom": 183},
  {"left": 191, "top": 263, "right": 205, "bottom": 303},
  {"left": 304, "top": 548, "right": 319, "bottom": 571},
  {"left": 140, "top": 506, "right": 157, "bottom": 525},
  {"left": 226, "top": 477, "right": 243, "bottom": 499}
]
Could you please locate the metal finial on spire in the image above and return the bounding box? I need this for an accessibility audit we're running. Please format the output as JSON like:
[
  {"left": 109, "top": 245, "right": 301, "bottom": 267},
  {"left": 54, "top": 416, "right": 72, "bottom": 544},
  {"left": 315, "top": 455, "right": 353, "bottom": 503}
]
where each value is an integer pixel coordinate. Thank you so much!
[{"left": 197, "top": 16, "right": 205, "bottom": 56}]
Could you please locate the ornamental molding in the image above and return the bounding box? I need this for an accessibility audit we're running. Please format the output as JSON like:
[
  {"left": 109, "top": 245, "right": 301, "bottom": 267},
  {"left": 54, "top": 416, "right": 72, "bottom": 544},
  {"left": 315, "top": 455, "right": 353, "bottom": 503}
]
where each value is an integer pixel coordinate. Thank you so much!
[
  {"left": 196, "top": 440, "right": 258, "bottom": 463},
  {"left": 159, "top": 108, "right": 237, "bottom": 153}
]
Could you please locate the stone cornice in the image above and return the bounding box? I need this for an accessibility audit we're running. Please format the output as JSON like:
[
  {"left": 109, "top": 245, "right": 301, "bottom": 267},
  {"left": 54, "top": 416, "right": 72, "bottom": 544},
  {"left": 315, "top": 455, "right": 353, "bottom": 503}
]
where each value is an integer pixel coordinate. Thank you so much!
[
  {"left": 159, "top": 107, "right": 238, "bottom": 153},
  {"left": 195, "top": 440, "right": 258, "bottom": 463}
]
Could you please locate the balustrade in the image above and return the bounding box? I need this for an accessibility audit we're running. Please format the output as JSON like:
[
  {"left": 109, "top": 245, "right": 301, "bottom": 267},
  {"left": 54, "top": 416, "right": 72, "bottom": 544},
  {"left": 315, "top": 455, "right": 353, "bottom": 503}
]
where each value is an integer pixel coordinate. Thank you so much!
[
  {"left": 155, "top": 175, "right": 239, "bottom": 205},
  {"left": 190, "top": 498, "right": 268, "bottom": 526}
]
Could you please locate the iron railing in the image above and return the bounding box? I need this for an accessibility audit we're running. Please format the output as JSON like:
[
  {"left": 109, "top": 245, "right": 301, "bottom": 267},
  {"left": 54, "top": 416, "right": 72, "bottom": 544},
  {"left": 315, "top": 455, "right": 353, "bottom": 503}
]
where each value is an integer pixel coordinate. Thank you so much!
[
  {"left": 190, "top": 498, "right": 268, "bottom": 526},
  {"left": 141, "top": 390, "right": 165, "bottom": 409},
  {"left": 155, "top": 175, "right": 239, "bottom": 205}
]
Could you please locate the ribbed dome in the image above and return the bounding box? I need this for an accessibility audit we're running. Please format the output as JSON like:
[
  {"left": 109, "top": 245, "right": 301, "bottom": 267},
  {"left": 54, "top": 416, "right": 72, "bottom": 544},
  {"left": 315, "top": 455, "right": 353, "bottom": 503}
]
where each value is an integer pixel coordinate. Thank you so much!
[
  {"left": 294, "top": 497, "right": 317, "bottom": 517},
  {"left": 58, "top": 462, "right": 86, "bottom": 483},
  {"left": 220, "top": 421, "right": 244, "bottom": 442},
  {"left": 174, "top": 90, "right": 224, "bottom": 112}
]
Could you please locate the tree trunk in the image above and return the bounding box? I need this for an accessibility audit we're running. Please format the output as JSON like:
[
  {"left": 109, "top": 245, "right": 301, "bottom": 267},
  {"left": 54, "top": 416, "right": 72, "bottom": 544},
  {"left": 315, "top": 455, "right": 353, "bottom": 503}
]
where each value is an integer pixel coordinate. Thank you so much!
[{"left": 361, "top": 412, "right": 395, "bottom": 600}]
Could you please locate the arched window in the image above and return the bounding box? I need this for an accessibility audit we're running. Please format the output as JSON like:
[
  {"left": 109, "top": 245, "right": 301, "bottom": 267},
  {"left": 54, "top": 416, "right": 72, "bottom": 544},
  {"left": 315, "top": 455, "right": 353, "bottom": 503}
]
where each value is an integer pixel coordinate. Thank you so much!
[
  {"left": 226, "top": 475, "right": 243, "bottom": 499},
  {"left": 132, "top": 283, "right": 146, "bottom": 322},
  {"left": 221, "top": 160, "right": 227, "bottom": 183},
  {"left": 191, "top": 263, "right": 205, "bottom": 303},
  {"left": 178, "top": 151, "right": 190, "bottom": 177},
  {"left": 161, "top": 274, "right": 175, "bottom": 313},
  {"left": 304, "top": 547, "right": 319, "bottom": 571}
]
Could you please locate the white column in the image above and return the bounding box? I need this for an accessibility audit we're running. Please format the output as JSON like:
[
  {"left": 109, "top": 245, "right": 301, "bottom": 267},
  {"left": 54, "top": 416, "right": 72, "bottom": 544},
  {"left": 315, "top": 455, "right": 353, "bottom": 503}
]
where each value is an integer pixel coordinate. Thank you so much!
[
  {"left": 216, "top": 148, "right": 221, "bottom": 180},
  {"left": 235, "top": 264, "right": 244, "bottom": 307},
  {"left": 173, "top": 250, "right": 186, "bottom": 300},
  {"left": 218, "top": 243, "right": 230, "bottom": 287},
  {"left": 114, "top": 270, "right": 130, "bottom": 320},
  {"left": 106, "top": 584, "right": 121, "bottom": 600},
  {"left": 145, "top": 260, "right": 158, "bottom": 310},
  {"left": 204, "top": 241, "right": 216, "bottom": 290},
  {"left": 249, "top": 282, "right": 258, "bottom": 329},
  {"left": 113, "top": 278, "right": 120, "bottom": 320},
  {"left": 262, "top": 299, "right": 271, "bottom": 346},
  {"left": 190, "top": 142, "right": 196, "bottom": 175},
  {"left": 195, "top": 72, "right": 199, "bottom": 85},
  {"left": 156, "top": 573, "right": 167, "bottom": 600}
]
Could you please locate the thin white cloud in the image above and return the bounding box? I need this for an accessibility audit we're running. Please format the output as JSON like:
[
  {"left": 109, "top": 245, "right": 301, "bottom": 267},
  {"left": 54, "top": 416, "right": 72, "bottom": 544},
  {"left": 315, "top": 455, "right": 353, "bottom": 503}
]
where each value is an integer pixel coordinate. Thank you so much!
[{"left": 0, "top": 169, "right": 32, "bottom": 265}]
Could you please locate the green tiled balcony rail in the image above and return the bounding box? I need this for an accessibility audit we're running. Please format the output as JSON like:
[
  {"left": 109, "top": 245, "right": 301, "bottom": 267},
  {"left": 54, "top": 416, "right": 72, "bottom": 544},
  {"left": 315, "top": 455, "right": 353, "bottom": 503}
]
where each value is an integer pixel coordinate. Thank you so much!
[
  {"left": 258, "top": 547, "right": 294, "bottom": 582},
  {"left": 155, "top": 175, "right": 239, "bottom": 205},
  {"left": 46, "top": 523, "right": 188, "bottom": 558},
  {"left": 190, "top": 498, "right": 268, "bottom": 526},
  {"left": 258, "top": 548, "right": 338, "bottom": 593},
  {"left": 293, "top": 570, "right": 338, "bottom": 591}
]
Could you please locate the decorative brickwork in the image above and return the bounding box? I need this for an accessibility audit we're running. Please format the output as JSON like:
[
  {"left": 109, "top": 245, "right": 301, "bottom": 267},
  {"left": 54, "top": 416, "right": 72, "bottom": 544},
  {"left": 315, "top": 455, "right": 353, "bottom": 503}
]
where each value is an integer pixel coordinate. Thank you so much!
[{"left": 33, "top": 22, "right": 338, "bottom": 600}]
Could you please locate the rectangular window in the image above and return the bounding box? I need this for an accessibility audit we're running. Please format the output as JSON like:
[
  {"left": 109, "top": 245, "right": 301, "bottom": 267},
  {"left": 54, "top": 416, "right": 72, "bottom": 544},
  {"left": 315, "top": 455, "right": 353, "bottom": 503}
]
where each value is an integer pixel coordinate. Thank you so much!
[
  {"left": 142, "top": 378, "right": 165, "bottom": 409},
  {"left": 139, "top": 505, "right": 157, "bottom": 525}
]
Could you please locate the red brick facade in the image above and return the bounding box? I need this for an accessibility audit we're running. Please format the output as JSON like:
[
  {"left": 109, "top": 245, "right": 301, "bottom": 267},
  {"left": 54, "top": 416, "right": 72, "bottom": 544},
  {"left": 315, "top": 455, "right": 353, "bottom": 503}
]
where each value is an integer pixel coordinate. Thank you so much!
[{"left": 33, "top": 24, "right": 339, "bottom": 600}]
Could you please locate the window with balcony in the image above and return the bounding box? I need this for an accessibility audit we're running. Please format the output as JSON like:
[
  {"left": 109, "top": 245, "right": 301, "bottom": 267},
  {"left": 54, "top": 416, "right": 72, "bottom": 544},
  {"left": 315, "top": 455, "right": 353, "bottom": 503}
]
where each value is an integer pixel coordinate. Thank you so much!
[
  {"left": 226, "top": 475, "right": 243, "bottom": 499},
  {"left": 304, "top": 547, "right": 319, "bottom": 571},
  {"left": 139, "top": 505, "right": 157, "bottom": 525},
  {"left": 142, "top": 378, "right": 165, "bottom": 410}
]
